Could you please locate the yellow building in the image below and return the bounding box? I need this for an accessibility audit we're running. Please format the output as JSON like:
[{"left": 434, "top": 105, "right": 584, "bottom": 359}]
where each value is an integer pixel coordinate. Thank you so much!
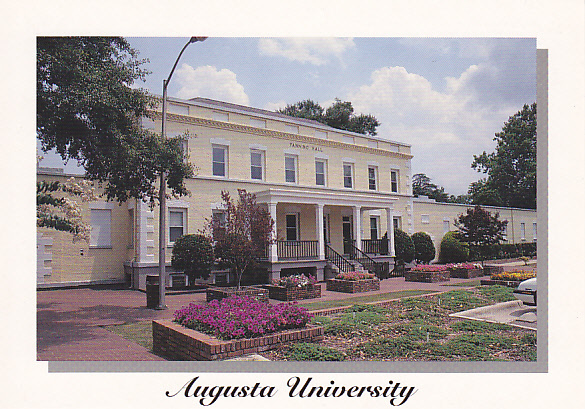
[{"left": 37, "top": 97, "right": 537, "bottom": 288}]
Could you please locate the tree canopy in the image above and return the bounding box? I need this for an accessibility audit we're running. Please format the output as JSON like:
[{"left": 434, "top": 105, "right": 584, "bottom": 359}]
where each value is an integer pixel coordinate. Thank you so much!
[
  {"left": 278, "top": 99, "right": 380, "bottom": 136},
  {"left": 412, "top": 173, "right": 470, "bottom": 204},
  {"left": 37, "top": 37, "right": 193, "bottom": 204},
  {"left": 470, "top": 103, "right": 536, "bottom": 209},
  {"left": 454, "top": 205, "right": 508, "bottom": 262}
]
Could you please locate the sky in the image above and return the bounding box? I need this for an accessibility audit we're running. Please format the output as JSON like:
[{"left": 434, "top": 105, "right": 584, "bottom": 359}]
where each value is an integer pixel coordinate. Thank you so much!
[{"left": 38, "top": 37, "right": 536, "bottom": 196}]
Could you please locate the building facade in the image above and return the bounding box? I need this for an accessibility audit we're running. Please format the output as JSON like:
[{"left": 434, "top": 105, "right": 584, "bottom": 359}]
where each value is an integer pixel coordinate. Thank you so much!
[{"left": 36, "top": 97, "right": 537, "bottom": 289}]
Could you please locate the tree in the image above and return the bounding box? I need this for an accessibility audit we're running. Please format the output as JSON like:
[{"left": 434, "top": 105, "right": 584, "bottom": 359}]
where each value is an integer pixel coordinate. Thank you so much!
[
  {"left": 438, "top": 231, "right": 469, "bottom": 263},
  {"left": 454, "top": 205, "right": 508, "bottom": 264},
  {"left": 171, "top": 234, "right": 215, "bottom": 283},
  {"left": 37, "top": 37, "right": 193, "bottom": 205},
  {"left": 393, "top": 229, "right": 415, "bottom": 264},
  {"left": 411, "top": 232, "right": 435, "bottom": 264},
  {"left": 471, "top": 103, "right": 536, "bottom": 209},
  {"left": 278, "top": 98, "right": 380, "bottom": 136},
  {"left": 411, "top": 173, "right": 469, "bottom": 204},
  {"left": 209, "top": 190, "right": 275, "bottom": 289}
]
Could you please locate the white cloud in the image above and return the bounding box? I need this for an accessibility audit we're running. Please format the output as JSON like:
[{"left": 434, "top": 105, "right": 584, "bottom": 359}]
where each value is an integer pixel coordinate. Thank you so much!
[
  {"left": 346, "top": 65, "right": 516, "bottom": 195},
  {"left": 258, "top": 38, "right": 355, "bottom": 65},
  {"left": 175, "top": 64, "right": 250, "bottom": 105}
]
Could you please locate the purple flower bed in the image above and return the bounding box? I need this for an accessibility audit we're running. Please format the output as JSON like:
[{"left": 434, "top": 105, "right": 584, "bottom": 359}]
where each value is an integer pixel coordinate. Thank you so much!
[{"left": 174, "top": 295, "right": 312, "bottom": 340}]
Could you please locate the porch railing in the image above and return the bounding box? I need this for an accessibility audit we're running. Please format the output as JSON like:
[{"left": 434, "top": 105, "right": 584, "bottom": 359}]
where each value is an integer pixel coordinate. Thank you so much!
[
  {"left": 325, "top": 244, "right": 353, "bottom": 273},
  {"left": 277, "top": 240, "right": 318, "bottom": 260},
  {"left": 347, "top": 241, "right": 390, "bottom": 279},
  {"left": 361, "top": 238, "right": 389, "bottom": 255}
]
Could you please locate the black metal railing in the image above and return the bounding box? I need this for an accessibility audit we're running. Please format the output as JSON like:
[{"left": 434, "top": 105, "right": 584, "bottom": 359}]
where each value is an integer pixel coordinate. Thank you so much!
[
  {"left": 325, "top": 244, "right": 353, "bottom": 273},
  {"left": 346, "top": 241, "right": 390, "bottom": 279},
  {"left": 361, "top": 238, "right": 389, "bottom": 255},
  {"left": 277, "top": 240, "right": 318, "bottom": 260}
]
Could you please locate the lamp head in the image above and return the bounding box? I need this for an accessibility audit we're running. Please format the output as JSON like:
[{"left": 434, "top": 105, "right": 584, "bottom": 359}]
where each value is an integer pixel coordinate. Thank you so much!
[{"left": 190, "top": 37, "right": 208, "bottom": 43}]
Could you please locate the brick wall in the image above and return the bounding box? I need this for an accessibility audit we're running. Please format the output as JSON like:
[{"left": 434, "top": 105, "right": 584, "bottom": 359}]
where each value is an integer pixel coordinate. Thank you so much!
[
  {"left": 404, "top": 270, "right": 450, "bottom": 283},
  {"left": 265, "top": 284, "right": 322, "bottom": 301},
  {"left": 325, "top": 278, "right": 380, "bottom": 293},
  {"left": 206, "top": 286, "right": 269, "bottom": 303}
]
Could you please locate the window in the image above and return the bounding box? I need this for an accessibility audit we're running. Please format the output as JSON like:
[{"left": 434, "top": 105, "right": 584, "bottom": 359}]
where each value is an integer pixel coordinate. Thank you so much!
[
  {"left": 533, "top": 223, "right": 537, "bottom": 241},
  {"left": 250, "top": 149, "right": 264, "bottom": 180},
  {"left": 421, "top": 214, "right": 430, "bottom": 224},
  {"left": 370, "top": 217, "right": 379, "bottom": 240},
  {"left": 393, "top": 217, "right": 401, "bottom": 231},
  {"left": 212, "top": 145, "right": 227, "bottom": 177},
  {"left": 169, "top": 209, "right": 186, "bottom": 244},
  {"left": 285, "top": 214, "right": 299, "bottom": 241},
  {"left": 212, "top": 210, "right": 226, "bottom": 239},
  {"left": 443, "top": 220, "right": 450, "bottom": 234},
  {"left": 90, "top": 209, "right": 112, "bottom": 247},
  {"left": 391, "top": 170, "right": 399, "bottom": 193},
  {"left": 315, "top": 160, "right": 327, "bottom": 186},
  {"left": 502, "top": 224, "right": 508, "bottom": 241},
  {"left": 128, "top": 209, "right": 134, "bottom": 248},
  {"left": 368, "top": 166, "right": 378, "bottom": 190},
  {"left": 285, "top": 155, "right": 297, "bottom": 183},
  {"left": 323, "top": 214, "right": 330, "bottom": 244},
  {"left": 520, "top": 223, "right": 526, "bottom": 240},
  {"left": 343, "top": 163, "right": 353, "bottom": 188}
]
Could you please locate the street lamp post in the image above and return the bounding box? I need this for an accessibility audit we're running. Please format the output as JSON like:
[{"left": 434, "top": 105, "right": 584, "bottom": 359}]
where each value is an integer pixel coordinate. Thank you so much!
[{"left": 157, "top": 37, "right": 207, "bottom": 310}]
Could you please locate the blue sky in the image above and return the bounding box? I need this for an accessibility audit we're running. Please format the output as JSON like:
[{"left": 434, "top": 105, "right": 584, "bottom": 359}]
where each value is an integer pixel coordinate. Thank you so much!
[{"left": 38, "top": 37, "right": 536, "bottom": 195}]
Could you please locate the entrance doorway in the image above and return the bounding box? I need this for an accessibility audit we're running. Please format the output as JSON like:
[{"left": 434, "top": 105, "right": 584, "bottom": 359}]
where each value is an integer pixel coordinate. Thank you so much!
[{"left": 342, "top": 216, "right": 353, "bottom": 254}]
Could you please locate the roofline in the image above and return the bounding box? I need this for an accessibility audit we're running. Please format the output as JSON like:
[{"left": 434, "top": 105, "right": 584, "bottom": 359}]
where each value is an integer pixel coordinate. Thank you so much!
[
  {"left": 412, "top": 196, "right": 537, "bottom": 212},
  {"left": 159, "top": 95, "right": 412, "bottom": 148}
]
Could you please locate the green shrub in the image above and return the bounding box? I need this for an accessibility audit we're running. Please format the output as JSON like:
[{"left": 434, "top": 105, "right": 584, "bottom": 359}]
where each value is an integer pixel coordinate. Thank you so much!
[
  {"left": 439, "top": 231, "right": 468, "bottom": 263},
  {"left": 283, "top": 343, "right": 345, "bottom": 361},
  {"left": 411, "top": 232, "right": 436, "bottom": 263},
  {"left": 394, "top": 229, "right": 415, "bottom": 263},
  {"left": 171, "top": 234, "right": 214, "bottom": 281}
]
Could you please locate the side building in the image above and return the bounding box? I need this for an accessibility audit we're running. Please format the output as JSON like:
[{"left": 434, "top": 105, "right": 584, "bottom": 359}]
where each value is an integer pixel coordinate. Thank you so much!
[{"left": 36, "top": 97, "right": 538, "bottom": 289}]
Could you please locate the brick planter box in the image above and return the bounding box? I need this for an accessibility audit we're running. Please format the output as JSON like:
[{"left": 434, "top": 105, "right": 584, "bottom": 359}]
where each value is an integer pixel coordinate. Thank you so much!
[
  {"left": 449, "top": 268, "right": 485, "bottom": 279},
  {"left": 153, "top": 320, "right": 323, "bottom": 361},
  {"left": 206, "top": 286, "right": 269, "bottom": 303},
  {"left": 265, "top": 284, "right": 322, "bottom": 301},
  {"left": 483, "top": 265, "right": 505, "bottom": 275},
  {"left": 405, "top": 270, "right": 450, "bottom": 283},
  {"left": 326, "top": 278, "right": 380, "bottom": 293},
  {"left": 480, "top": 279, "right": 522, "bottom": 288}
]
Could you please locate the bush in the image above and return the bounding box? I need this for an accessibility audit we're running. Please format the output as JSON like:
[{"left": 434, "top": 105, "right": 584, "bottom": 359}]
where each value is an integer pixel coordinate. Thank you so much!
[
  {"left": 174, "top": 296, "right": 311, "bottom": 340},
  {"left": 438, "top": 231, "right": 468, "bottom": 263},
  {"left": 394, "top": 229, "right": 415, "bottom": 263},
  {"left": 171, "top": 234, "right": 214, "bottom": 280},
  {"left": 335, "top": 271, "right": 375, "bottom": 281},
  {"left": 411, "top": 232, "right": 435, "bottom": 263},
  {"left": 272, "top": 274, "right": 316, "bottom": 288}
]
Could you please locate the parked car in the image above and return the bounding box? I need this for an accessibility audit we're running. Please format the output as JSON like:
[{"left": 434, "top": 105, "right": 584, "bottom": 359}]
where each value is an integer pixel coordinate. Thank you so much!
[{"left": 513, "top": 277, "right": 537, "bottom": 306}]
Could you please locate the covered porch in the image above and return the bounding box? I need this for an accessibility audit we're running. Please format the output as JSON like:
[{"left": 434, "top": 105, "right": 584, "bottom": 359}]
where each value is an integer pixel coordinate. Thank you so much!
[{"left": 255, "top": 187, "right": 397, "bottom": 281}]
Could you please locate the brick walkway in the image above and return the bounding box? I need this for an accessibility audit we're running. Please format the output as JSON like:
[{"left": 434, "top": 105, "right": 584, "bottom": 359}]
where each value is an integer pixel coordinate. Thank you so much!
[{"left": 37, "top": 261, "right": 534, "bottom": 361}]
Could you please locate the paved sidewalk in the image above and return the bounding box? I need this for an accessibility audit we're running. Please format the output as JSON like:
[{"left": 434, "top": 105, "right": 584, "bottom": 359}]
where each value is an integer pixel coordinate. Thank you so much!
[{"left": 37, "top": 269, "right": 528, "bottom": 361}]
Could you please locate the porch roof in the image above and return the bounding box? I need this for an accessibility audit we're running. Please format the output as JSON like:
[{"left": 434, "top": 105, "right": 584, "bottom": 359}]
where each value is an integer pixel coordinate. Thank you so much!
[{"left": 255, "top": 187, "right": 397, "bottom": 210}]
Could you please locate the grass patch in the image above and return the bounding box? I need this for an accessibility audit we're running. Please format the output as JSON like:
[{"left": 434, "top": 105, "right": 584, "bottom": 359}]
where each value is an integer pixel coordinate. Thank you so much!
[
  {"left": 437, "top": 290, "right": 488, "bottom": 312},
  {"left": 393, "top": 322, "right": 448, "bottom": 341},
  {"left": 475, "top": 285, "right": 516, "bottom": 303},
  {"left": 282, "top": 343, "right": 345, "bottom": 361},
  {"left": 103, "top": 321, "right": 153, "bottom": 351},
  {"left": 303, "top": 289, "right": 437, "bottom": 311}
]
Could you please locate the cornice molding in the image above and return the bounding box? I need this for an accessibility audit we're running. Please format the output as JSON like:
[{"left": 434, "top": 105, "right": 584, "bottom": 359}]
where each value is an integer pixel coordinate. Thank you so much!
[{"left": 149, "top": 110, "right": 413, "bottom": 159}]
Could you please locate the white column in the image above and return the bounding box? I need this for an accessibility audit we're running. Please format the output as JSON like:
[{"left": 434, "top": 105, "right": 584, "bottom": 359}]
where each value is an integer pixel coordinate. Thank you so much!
[
  {"left": 315, "top": 203, "right": 325, "bottom": 259},
  {"left": 353, "top": 205, "right": 362, "bottom": 250},
  {"left": 269, "top": 202, "right": 278, "bottom": 262},
  {"left": 386, "top": 207, "right": 395, "bottom": 257}
]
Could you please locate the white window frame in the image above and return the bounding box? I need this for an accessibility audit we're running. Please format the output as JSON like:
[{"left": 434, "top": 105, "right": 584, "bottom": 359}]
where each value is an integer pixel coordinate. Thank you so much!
[
  {"left": 370, "top": 216, "right": 380, "bottom": 240},
  {"left": 393, "top": 217, "right": 401, "bottom": 231},
  {"left": 533, "top": 222, "right": 537, "bottom": 242},
  {"left": 168, "top": 208, "right": 187, "bottom": 246},
  {"left": 90, "top": 208, "right": 112, "bottom": 248},
  {"left": 520, "top": 222, "right": 526, "bottom": 241},
  {"left": 285, "top": 154, "right": 298, "bottom": 184},
  {"left": 443, "top": 219, "right": 450, "bottom": 234},
  {"left": 343, "top": 163, "right": 354, "bottom": 189},
  {"left": 421, "top": 214, "right": 430, "bottom": 224},
  {"left": 368, "top": 166, "right": 378, "bottom": 191},
  {"left": 250, "top": 149, "right": 265, "bottom": 181},
  {"left": 315, "top": 159, "right": 327, "bottom": 186},
  {"left": 212, "top": 145, "right": 228, "bottom": 177},
  {"left": 391, "top": 169, "right": 399, "bottom": 193}
]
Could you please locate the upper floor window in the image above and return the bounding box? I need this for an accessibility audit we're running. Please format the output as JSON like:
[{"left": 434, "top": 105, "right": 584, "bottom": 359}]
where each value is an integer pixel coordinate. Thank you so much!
[
  {"left": 368, "top": 166, "right": 378, "bottom": 190},
  {"left": 391, "top": 170, "right": 399, "bottom": 193},
  {"left": 169, "top": 208, "right": 186, "bottom": 244},
  {"left": 343, "top": 163, "right": 354, "bottom": 189},
  {"left": 250, "top": 149, "right": 265, "bottom": 180},
  {"left": 315, "top": 160, "right": 327, "bottom": 186},
  {"left": 212, "top": 145, "right": 228, "bottom": 177},
  {"left": 285, "top": 155, "right": 298, "bottom": 183}
]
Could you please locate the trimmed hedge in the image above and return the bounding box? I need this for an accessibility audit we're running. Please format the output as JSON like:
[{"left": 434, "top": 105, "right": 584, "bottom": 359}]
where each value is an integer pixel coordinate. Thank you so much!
[
  {"left": 468, "top": 242, "right": 537, "bottom": 261},
  {"left": 439, "top": 231, "right": 468, "bottom": 263},
  {"left": 412, "top": 232, "right": 435, "bottom": 264},
  {"left": 394, "top": 229, "right": 415, "bottom": 263}
]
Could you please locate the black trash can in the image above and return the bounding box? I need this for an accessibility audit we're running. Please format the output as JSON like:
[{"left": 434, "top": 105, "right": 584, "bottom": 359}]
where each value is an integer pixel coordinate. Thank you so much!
[{"left": 146, "top": 275, "right": 160, "bottom": 309}]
